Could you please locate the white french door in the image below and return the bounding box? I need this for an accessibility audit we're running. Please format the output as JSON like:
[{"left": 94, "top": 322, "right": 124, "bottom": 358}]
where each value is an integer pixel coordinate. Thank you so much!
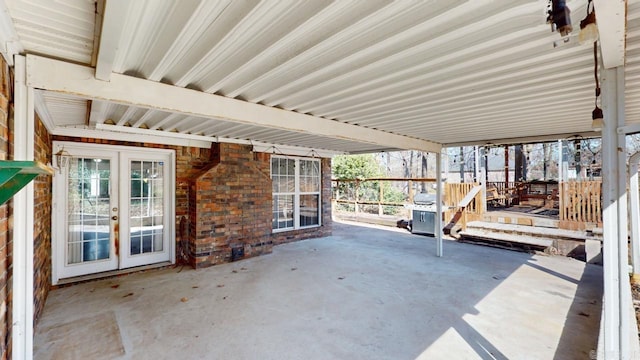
[{"left": 53, "top": 142, "right": 175, "bottom": 283}]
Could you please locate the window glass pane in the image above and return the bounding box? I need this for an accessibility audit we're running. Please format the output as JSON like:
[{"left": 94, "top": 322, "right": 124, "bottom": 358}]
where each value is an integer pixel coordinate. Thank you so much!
[
  {"left": 287, "top": 159, "right": 295, "bottom": 174},
  {"left": 270, "top": 157, "right": 321, "bottom": 231},
  {"left": 284, "top": 175, "right": 295, "bottom": 193},
  {"left": 300, "top": 160, "right": 308, "bottom": 176},
  {"left": 272, "top": 195, "right": 294, "bottom": 230},
  {"left": 300, "top": 160, "right": 320, "bottom": 192},
  {"left": 300, "top": 176, "right": 310, "bottom": 192},
  {"left": 278, "top": 158, "right": 287, "bottom": 175},
  {"left": 300, "top": 194, "right": 319, "bottom": 227}
]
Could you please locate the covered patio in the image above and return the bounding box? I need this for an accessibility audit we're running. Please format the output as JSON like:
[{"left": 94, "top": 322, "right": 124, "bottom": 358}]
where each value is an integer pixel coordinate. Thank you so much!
[
  {"left": 0, "top": 0, "right": 636, "bottom": 359},
  {"left": 35, "top": 221, "right": 602, "bottom": 360}
]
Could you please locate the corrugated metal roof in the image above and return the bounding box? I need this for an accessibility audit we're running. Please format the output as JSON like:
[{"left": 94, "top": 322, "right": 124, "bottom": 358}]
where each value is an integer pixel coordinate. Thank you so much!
[
  {"left": 5, "top": 0, "right": 638, "bottom": 153},
  {"left": 5, "top": 0, "right": 95, "bottom": 64}
]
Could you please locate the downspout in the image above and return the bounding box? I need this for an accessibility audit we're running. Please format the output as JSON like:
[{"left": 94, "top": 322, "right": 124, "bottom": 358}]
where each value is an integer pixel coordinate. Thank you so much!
[{"left": 12, "top": 55, "right": 35, "bottom": 359}]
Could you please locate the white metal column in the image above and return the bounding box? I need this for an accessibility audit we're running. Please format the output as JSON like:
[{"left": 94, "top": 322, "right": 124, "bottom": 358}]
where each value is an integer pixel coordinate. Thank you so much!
[
  {"left": 600, "top": 66, "right": 637, "bottom": 359},
  {"left": 12, "top": 55, "right": 35, "bottom": 360},
  {"left": 628, "top": 152, "right": 640, "bottom": 278},
  {"left": 474, "top": 146, "right": 480, "bottom": 183},
  {"left": 479, "top": 147, "right": 487, "bottom": 213},
  {"left": 557, "top": 140, "right": 563, "bottom": 181},
  {"left": 436, "top": 151, "right": 443, "bottom": 257}
]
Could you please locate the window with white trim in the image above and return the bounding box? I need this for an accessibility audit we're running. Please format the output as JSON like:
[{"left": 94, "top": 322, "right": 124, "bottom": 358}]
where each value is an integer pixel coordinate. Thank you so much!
[{"left": 271, "top": 156, "right": 321, "bottom": 231}]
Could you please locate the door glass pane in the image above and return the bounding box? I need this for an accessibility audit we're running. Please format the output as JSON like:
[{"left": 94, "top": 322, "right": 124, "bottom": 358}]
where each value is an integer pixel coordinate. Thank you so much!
[
  {"left": 67, "top": 157, "right": 111, "bottom": 264},
  {"left": 130, "top": 160, "right": 164, "bottom": 256}
]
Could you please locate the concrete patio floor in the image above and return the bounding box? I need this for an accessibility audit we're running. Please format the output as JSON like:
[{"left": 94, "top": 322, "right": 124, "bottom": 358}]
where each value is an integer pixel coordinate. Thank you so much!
[{"left": 34, "top": 221, "right": 602, "bottom": 360}]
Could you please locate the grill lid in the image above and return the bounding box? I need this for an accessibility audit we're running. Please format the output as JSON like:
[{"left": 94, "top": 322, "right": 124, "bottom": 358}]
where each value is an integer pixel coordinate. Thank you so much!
[{"left": 413, "top": 192, "right": 435, "bottom": 205}]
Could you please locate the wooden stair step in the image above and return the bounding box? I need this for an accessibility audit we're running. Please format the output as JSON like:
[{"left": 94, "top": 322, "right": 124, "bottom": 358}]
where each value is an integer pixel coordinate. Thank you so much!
[
  {"left": 459, "top": 229, "right": 553, "bottom": 249},
  {"left": 465, "top": 221, "right": 589, "bottom": 241}
]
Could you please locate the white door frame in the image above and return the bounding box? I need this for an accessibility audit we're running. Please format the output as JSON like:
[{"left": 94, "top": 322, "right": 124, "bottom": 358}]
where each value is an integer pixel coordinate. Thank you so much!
[{"left": 52, "top": 141, "right": 175, "bottom": 284}]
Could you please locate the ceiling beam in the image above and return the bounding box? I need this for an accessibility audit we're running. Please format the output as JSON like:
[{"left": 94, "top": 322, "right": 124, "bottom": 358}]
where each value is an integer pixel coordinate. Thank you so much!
[
  {"left": 94, "top": 0, "right": 130, "bottom": 81},
  {"left": 52, "top": 125, "right": 212, "bottom": 148},
  {"left": 594, "top": 0, "right": 626, "bottom": 69},
  {"left": 26, "top": 55, "right": 441, "bottom": 153},
  {"left": 443, "top": 131, "right": 602, "bottom": 148},
  {"left": 88, "top": 100, "right": 108, "bottom": 125},
  {"left": 94, "top": 123, "right": 345, "bottom": 157}
]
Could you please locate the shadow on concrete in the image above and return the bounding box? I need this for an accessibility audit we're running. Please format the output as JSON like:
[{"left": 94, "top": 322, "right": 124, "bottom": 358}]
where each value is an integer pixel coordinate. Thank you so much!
[
  {"left": 332, "top": 221, "right": 602, "bottom": 359},
  {"left": 35, "top": 220, "right": 603, "bottom": 360},
  {"left": 546, "top": 260, "right": 603, "bottom": 359}
]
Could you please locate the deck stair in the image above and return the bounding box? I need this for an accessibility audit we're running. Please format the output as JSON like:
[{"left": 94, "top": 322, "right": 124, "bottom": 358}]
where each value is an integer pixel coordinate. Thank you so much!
[{"left": 458, "top": 220, "right": 601, "bottom": 258}]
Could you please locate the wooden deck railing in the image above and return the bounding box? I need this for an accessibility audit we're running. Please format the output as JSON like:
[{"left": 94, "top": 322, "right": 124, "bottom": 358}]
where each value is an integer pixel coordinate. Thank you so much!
[
  {"left": 333, "top": 177, "right": 603, "bottom": 231},
  {"left": 332, "top": 178, "right": 436, "bottom": 217},
  {"left": 331, "top": 179, "right": 484, "bottom": 228},
  {"left": 559, "top": 180, "right": 602, "bottom": 230},
  {"left": 443, "top": 183, "right": 484, "bottom": 231}
]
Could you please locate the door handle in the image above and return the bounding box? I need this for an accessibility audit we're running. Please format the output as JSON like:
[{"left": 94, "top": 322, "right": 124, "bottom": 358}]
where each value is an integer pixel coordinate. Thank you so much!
[{"left": 112, "top": 216, "right": 118, "bottom": 220}]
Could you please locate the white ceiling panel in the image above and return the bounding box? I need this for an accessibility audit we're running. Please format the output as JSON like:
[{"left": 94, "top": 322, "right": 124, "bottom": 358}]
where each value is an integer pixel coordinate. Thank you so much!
[
  {"left": 7, "top": 0, "right": 640, "bottom": 153},
  {"left": 5, "top": 0, "right": 95, "bottom": 64},
  {"left": 40, "top": 92, "right": 87, "bottom": 126}
]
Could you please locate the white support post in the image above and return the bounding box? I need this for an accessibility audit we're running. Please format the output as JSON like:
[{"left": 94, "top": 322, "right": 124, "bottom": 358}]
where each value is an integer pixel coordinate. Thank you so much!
[
  {"left": 474, "top": 145, "right": 480, "bottom": 183},
  {"left": 12, "top": 55, "right": 35, "bottom": 360},
  {"left": 628, "top": 152, "right": 640, "bottom": 279},
  {"left": 600, "top": 66, "right": 638, "bottom": 360},
  {"left": 480, "top": 147, "right": 487, "bottom": 214},
  {"left": 557, "top": 140, "right": 563, "bottom": 182},
  {"left": 560, "top": 140, "right": 569, "bottom": 181},
  {"left": 436, "top": 151, "right": 443, "bottom": 257},
  {"left": 601, "top": 66, "right": 621, "bottom": 360}
]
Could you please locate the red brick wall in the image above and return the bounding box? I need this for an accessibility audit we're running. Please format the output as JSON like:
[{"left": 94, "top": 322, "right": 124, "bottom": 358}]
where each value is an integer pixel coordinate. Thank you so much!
[
  {"left": 0, "top": 55, "right": 11, "bottom": 360},
  {"left": 51, "top": 136, "right": 213, "bottom": 265},
  {"left": 189, "top": 143, "right": 332, "bottom": 268},
  {"left": 33, "top": 115, "right": 52, "bottom": 326},
  {"left": 48, "top": 139, "right": 333, "bottom": 271},
  {"left": 190, "top": 143, "right": 273, "bottom": 267}
]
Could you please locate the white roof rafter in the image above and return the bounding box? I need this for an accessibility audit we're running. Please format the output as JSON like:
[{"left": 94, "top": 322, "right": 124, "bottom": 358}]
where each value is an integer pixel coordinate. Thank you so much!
[{"left": 594, "top": 0, "right": 626, "bottom": 69}]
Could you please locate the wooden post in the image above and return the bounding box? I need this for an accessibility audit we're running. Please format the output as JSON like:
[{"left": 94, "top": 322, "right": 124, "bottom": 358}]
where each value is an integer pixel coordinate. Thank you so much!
[
  {"left": 378, "top": 181, "right": 384, "bottom": 216},
  {"left": 332, "top": 181, "right": 340, "bottom": 217},
  {"left": 462, "top": 207, "right": 467, "bottom": 231},
  {"left": 408, "top": 180, "right": 414, "bottom": 220},
  {"left": 355, "top": 179, "right": 359, "bottom": 216},
  {"left": 504, "top": 145, "right": 509, "bottom": 186}
]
